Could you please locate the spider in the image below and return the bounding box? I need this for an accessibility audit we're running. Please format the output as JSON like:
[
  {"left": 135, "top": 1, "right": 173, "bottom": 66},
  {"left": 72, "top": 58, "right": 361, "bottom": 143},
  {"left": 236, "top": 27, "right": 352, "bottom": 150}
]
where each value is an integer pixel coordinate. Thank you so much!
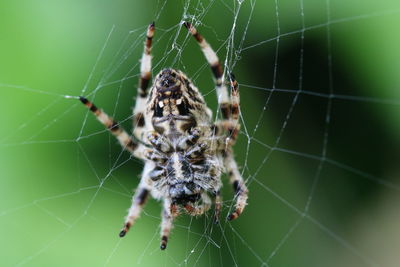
[{"left": 79, "top": 22, "right": 248, "bottom": 250}]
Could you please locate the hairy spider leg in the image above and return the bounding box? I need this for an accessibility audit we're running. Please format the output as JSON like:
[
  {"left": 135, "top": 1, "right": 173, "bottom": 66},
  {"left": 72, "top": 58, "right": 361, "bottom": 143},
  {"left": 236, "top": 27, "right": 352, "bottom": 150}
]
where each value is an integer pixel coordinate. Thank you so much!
[
  {"left": 210, "top": 74, "right": 240, "bottom": 149},
  {"left": 79, "top": 97, "right": 143, "bottom": 158},
  {"left": 160, "top": 199, "right": 178, "bottom": 250},
  {"left": 184, "top": 22, "right": 247, "bottom": 221},
  {"left": 119, "top": 162, "right": 154, "bottom": 237},
  {"left": 213, "top": 191, "right": 222, "bottom": 224},
  {"left": 184, "top": 22, "right": 241, "bottom": 145},
  {"left": 176, "top": 128, "right": 201, "bottom": 151},
  {"left": 226, "top": 73, "right": 241, "bottom": 142},
  {"left": 147, "top": 131, "right": 172, "bottom": 154},
  {"left": 133, "top": 22, "right": 155, "bottom": 141},
  {"left": 224, "top": 153, "right": 248, "bottom": 221},
  {"left": 183, "top": 22, "right": 231, "bottom": 121}
]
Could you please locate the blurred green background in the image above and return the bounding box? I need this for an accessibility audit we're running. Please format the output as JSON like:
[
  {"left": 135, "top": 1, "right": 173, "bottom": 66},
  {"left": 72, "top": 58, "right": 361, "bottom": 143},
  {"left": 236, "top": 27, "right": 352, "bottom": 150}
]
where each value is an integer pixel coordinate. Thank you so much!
[{"left": 1, "top": 0, "right": 400, "bottom": 266}]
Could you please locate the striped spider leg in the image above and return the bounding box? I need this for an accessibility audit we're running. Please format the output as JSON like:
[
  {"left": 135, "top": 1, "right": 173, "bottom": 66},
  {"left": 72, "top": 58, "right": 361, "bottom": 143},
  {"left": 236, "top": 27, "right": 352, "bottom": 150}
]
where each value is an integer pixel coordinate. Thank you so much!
[{"left": 184, "top": 22, "right": 248, "bottom": 222}]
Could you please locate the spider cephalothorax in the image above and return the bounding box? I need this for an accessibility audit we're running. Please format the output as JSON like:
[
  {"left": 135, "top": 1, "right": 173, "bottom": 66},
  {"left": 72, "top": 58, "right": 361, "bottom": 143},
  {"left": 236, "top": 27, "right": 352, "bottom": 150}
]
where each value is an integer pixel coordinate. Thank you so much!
[{"left": 79, "top": 21, "right": 248, "bottom": 250}]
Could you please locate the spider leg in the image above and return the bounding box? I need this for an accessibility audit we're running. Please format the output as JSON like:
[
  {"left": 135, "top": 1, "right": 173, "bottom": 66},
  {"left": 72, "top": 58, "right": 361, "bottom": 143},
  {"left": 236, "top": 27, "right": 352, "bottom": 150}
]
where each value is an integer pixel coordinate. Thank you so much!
[
  {"left": 225, "top": 73, "right": 241, "bottom": 143},
  {"left": 147, "top": 131, "right": 172, "bottom": 154},
  {"left": 160, "top": 198, "right": 178, "bottom": 250},
  {"left": 184, "top": 193, "right": 212, "bottom": 216},
  {"left": 79, "top": 97, "right": 145, "bottom": 158},
  {"left": 213, "top": 191, "right": 222, "bottom": 224},
  {"left": 211, "top": 73, "right": 241, "bottom": 150},
  {"left": 133, "top": 22, "right": 155, "bottom": 141},
  {"left": 184, "top": 22, "right": 231, "bottom": 121},
  {"left": 224, "top": 153, "right": 248, "bottom": 221},
  {"left": 145, "top": 150, "right": 167, "bottom": 165},
  {"left": 185, "top": 142, "right": 207, "bottom": 160},
  {"left": 177, "top": 128, "right": 201, "bottom": 151},
  {"left": 119, "top": 161, "right": 153, "bottom": 237},
  {"left": 229, "top": 73, "right": 240, "bottom": 126}
]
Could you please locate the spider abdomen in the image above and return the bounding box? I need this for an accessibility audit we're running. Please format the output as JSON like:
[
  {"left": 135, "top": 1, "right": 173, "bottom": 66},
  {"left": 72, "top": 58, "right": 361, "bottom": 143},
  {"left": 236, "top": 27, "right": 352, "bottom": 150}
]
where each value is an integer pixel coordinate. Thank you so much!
[{"left": 147, "top": 68, "right": 213, "bottom": 136}]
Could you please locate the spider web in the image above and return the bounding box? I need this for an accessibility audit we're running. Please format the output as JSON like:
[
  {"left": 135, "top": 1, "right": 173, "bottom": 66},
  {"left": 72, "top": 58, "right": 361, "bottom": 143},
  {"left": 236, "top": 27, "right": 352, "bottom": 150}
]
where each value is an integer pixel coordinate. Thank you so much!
[{"left": 1, "top": 0, "right": 400, "bottom": 266}]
